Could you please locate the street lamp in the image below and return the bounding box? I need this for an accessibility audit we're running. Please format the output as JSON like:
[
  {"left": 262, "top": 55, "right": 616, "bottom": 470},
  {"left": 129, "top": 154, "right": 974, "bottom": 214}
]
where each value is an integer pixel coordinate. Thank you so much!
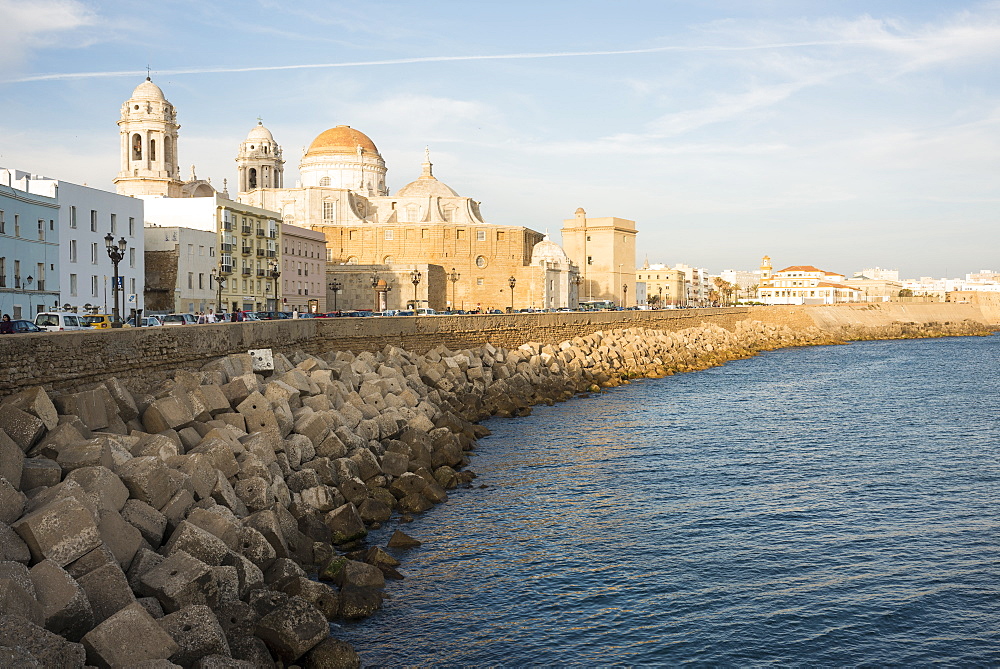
[
  {"left": 211, "top": 266, "right": 227, "bottom": 315},
  {"left": 572, "top": 274, "right": 584, "bottom": 308},
  {"left": 508, "top": 275, "right": 516, "bottom": 313},
  {"left": 448, "top": 268, "right": 460, "bottom": 311},
  {"left": 622, "top": 283, "right": 629, "bottom": 309},
  {"left": 658, "top": 285, "right": 663, "bottom": 308},
  {"left": 268, "top": 261, "right": 281, "bottom": 311},
  {"left": 410, "top": 269, "right": 422, "bottom": 310},
  {"left": 104, "top": 232, "right": 127, "bottom": 327},
  {"left": 328, "top": 279, "right": 342, "bottom": 312}
]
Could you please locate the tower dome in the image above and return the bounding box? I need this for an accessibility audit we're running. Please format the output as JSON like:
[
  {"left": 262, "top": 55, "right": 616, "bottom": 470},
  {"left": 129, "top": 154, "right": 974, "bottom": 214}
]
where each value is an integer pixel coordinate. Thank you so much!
[
  {"left": 236, "top": 119, "right": 283, "bottom": 193},
  {"left": 299, "top": 125, "right": 387, "bottom": 195},
  {"left": 395, "top": 148, "right": 458, "bottom": 197},
  {"left": 114, "top": 77, "right": 182, "bottom": 197},
  {"left": 531, "top": 235, "right": 572, "bottom": 266},
  {"left": 130, "top": 77, "right": 166, "bottom": 101}
]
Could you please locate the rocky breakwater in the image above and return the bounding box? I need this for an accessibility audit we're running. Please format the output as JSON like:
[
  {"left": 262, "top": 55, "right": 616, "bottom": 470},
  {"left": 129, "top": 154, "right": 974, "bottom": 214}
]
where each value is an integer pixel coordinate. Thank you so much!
[{"left": 0, "top": 318, "right": 948, "bottom": 667}]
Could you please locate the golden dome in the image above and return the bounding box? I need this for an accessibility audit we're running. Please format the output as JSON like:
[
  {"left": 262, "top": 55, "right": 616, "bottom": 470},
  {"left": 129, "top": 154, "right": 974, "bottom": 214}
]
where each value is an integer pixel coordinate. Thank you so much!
[{"left": 305, "top": 125, "right": 379, "bottom": 156}]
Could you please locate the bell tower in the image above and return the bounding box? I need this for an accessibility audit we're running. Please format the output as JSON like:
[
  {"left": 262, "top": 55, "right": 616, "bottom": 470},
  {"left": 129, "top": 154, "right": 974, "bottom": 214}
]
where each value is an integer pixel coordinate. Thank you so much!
[
  {"left": 236, "top": 120, "right": 284, "bottom": 194},
  {"left": 114, "top": 78, "right": 183, "bottom": 197},
  {"left": 760, "top": 255, "right": 773, "bottom": 287}
]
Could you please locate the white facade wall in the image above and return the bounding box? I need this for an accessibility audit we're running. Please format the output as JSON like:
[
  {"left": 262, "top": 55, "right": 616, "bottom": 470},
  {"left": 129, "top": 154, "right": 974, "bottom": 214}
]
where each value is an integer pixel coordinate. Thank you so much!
[{"left": 145, "top": 226, "right": 218, "bottom": 313}]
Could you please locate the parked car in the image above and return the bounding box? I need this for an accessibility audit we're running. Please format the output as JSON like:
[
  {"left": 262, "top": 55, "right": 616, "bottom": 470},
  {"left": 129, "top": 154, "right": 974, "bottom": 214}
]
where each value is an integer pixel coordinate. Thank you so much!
[
  {"left": 161, "top": 313, "right": 198, "bottom": 326},
  {"left": 125, "top": 315, "right": 163, "bottom": 327},
  {"left": 415, "top": 308, "right": 437, "bottom": 315},
  {"left": 34, "top": 312, "right": 87, "bottom": 331},
  {"left": 1, "top": 320, "right": 43, "bottom": 334},
  {"left": 81, "top": 314, "right": 114, "bottom": 329}
]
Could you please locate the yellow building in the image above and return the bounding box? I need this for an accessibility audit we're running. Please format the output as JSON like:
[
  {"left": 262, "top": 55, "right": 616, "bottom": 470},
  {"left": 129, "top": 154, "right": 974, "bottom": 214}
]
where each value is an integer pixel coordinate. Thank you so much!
[
  {"left": 560, "top": 208, "right": 637, "bottom": 306},
  {"left": 636, "top": 263, "right": 686, "bottom": 307}
]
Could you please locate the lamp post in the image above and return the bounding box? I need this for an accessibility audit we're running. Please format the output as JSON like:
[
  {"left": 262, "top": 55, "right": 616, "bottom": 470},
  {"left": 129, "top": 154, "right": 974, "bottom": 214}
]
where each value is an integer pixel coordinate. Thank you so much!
[
  {"left": 211, "top": 266, "right": 226, "bottom": 315},
  {"left": 618, "top": 263, "right": 623, "bottom": 307},
  {"left": 448, "top": 268, "right": 460, "bottom": 311},
  {"left": 104, "top": 232, "right": 127, "bottom": 327},
  {"left": 572, "top": 274, "right": 584, "bottom": 308},
  {"left": 658, "top": 285, "right": 663, "bottom": 308},
  {"left": 622, "top": 283, "right": 628, "bottom": 309},
  {"left": 328, "top": 279, "right": 342, "bottom": 312},
  {"left": 268, "top": 261, "right": 280, "bottom": 311},
  {"left": 508, "top": 275, "right": 516, "bottom": 313},
  {"left": 410, "top": 269, "right": 422, "bottom": 310}
]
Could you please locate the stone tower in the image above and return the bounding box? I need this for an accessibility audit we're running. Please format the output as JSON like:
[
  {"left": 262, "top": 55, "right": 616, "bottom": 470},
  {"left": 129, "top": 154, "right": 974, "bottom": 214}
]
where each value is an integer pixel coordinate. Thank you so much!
[
  {"left": 236, "top": 120, "right": 284, "bottom": 194},
  {"left": 560, "top": 207, "right": 637, "bottom": 305},
  {"left": 113, "top": 77, "right": 183, "bottom": 198}
]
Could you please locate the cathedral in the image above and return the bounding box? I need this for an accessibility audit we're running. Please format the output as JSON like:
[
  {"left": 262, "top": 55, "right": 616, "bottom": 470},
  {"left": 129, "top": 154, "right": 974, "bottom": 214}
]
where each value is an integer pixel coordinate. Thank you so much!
[{"left": 115, "top": 78, "right": 607, "bottom": 312}]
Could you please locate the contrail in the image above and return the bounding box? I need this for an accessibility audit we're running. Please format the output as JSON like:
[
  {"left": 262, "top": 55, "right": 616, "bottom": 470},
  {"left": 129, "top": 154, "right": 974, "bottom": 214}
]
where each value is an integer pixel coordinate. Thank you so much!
[{"left": 2, "top": 38, "right": 926, "bottom": 84}]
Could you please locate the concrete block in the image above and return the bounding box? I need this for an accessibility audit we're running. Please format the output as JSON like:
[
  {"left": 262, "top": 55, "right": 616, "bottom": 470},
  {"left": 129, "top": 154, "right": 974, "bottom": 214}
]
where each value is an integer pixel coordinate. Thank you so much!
[
  {"left": 163, "top": 521, "right": 230, "bottom": 567},
  {"left": 13, "top": 497, "right": 102, "bottom": 566},
  {"left": 139, "top": 550, "right": 219, "bottom": 613},
  {"left": 255, "top": 597, "right": 328, "bottom": 663},
  {"left": 220, "top": 551, "right": 264, "bottom": 597},
  {"left": 234, "top": 477, "right": 274, "bottom": 514},
  {"left": 248, "top": 348, "right": 274, "bottom": 372},
  {"left": 380, "top": 450, "right": 408, "bottom": 477},
  {"left": 158, "top": 604, "right": 231, "bottom": 667},
  {"left": 242, "top": 510, "right": 288, "bottom": 560},
  {"left": 264, "top": 557, "right": 306, "bottom": 591},
  {"left": 76, "top": 561, "right": 136, "bottom": 625},
  {"left": 185, "top": 507, "right": 240, "bottom": 550},
  {"left": 0, "top": 430, "right": 23, "bottom": 492},
  {"left": 210, "top": 472, "right": 249, "bottom": 518},
  {"left": 222, "top": 375, "right": 258, "bottom": 408},
  {"left": 126, "top": 547, "right": 165, "bottom": 592},
  {"left": 121, "top": 499, "right": 168, "bottom": 548},
  {"left": 227, "top": 634, "right": 275, "bottom": 668},
  {"left": 56, "top": 439, "right": 115, "bottom": 475},
  {"left": 3, "top": 387, "right": 58, "bottom": 431},
  {"left": 82, "top": 602, "right": 180, "bottom": 668},
  {"left": 64, "top": 543, "right": 118, "bottom": 579},
  {"left": 160, "top": 488, "right": 196, "bottom": 535},
  {"left": 357, "top": 497, "right": 392, "bottom": 524},
  {"left": 116, "top": 456, "right": 177, "bottom": 510},
  {"left": 193, "top": 385, "right": 231, "bottom": 417},
  {"left": 323, "top": 503, "right": 367, "bottom": 544},
  {"left": 0, "top": 522, "right": 30, "bottom": 563},
  {"left": 0, "top": 577, "right": 44, "bottom": 625},
  {"left": 64, "top": 465, "right": 129, "bottom": 513},
  {"left": 103, "top": 377, "right": 139, "bottom": 422},
  {"left": 170, "top": 453, "right": 217, "bottom": 502},
  {"left": 189, "top": 438, "right": 240, "bottom": 479},
  {"left": 19, "top": 457, "right": 62, "bottom": 491},
  {"left": 235, "top": 525, "right": 276, "bottom": 571},
  {"left": 0, "top": 561, "right": 33, "bottom": 597},
  {"left": 28, "top": 421, "right": 87, "bottom": 461},
  {"left": 30, "top": 559, "right": 94, "bottom": 641},
  {"left": 98, "top": 508, "right": 143, "bottom": 570},
  {"left": 177, "top": 426, "right": 202, "bottom": 452},
  {"left": 132, "top": 433, "right": 181, "bottom": 460},
  {"left": 0, "top": 613, "right": 87, "bottom": 667},
  {"left": 213, "top": 565, "right": 240, "bottom": 603},
  {"left": 0, "top": 406, "right": 45, "bottom": 452},
  {"left": 0, "top": 477, "right": 26, "bottom": 525},
  {"left": 302, "top": 637, "right": 361, "bottom": 669},
  {"left": 136, "top": 596, "right": 165, "bottom": 620},
  {"left": 280, "top": 576, "right": 339, "bottom": 621},
  {"left": 55, "top": 388, "right": 111, "bottom": 432},
  {"left": 142, "top": 397, "right": 195, "bottom": 434}
]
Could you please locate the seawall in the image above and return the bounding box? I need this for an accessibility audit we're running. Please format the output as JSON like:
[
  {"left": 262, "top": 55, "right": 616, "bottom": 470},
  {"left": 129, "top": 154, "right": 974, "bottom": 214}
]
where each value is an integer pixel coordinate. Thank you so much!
[{"left": 0, "top": 302, "right": 993, "bottom": 399}]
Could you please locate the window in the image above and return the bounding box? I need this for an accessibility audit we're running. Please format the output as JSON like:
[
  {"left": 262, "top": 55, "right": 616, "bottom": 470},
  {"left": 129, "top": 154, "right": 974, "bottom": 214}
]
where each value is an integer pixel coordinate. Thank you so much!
[
  {"left": 586, "top": 235, "right": 591, "bottom": 242},
  {"left": 70, "top": 274, "right": 77, "bottom": 296},
  {"left": 131, "top": 133, "right": 142, "bottom": 160},
  {"left": 90, "top": 210, "right": 97, "bottom": 232},
  {"left": 587, "top": 256, "right": 593, "bottom": 265},
  {"left": 129, "top": 248, "right": 135, "bottom": 268},
  {"left": 69, "top": 207, "right": 76, "bottom": 229},
  {"left": 38, "top": 219, "right": 44, "bottom": 240},
  {"left": 69, "top": 240, "right": 77, "bottom": 263},
  {"left": 456, "top": 229, "right": 466, "bottom": 240},
  {"left": 323, "top": 201, "right": 334, "bottom": 221},
  {"left": 150, "top": 139, "right": 156, "bottom": 161},
  {"left": 0, "top": 257, "right": 4, "bottom": 287},
  {"left": 91, "top": 275, "right": 98, "bottom": 297},
  {"left": 111, "top": 213, "right": 117, "bottom": 234},
  {"left": 199, "top": 245, "right": 205, "bottom": 256},
  {"left": 91, "top": 243, "right": 98, "bottom": 264},
  {"left": 14, "top": 214, "right": 19, "bottom": 237},
  {"left": 188, "top": 273, "right": 193, "bottom": 289},
  {"left": 319, "top": 176, "right": 331, "bottom": 187},
  {"left": 348, "top": 230, "right": 357, "bottom": 241},
  {"left": 326, "top": 248, "right": 333, "bottom": 262},
  {"left": 384, "top": 230, "right": 394, "bottom": 241},
  {"left": 477, "top": 278, "right": 484, "bottom": 286},
  {"left": 421, "top": 229, "right": 428, "bottom": 239},
  {"left": 198, "top": 273, "right": 204, "bottom": 290},
  {"left": 497, "top": 231, "right": 505, "bottom": 241},
  {"left": 476, "top": 230, "right": 486, "bottom": 242},
  {"left": 475, "top": 256, "right": 487, "bottom": 268},
  {"left": 131, "top": 278, "right": 136, "bottom": 294}
]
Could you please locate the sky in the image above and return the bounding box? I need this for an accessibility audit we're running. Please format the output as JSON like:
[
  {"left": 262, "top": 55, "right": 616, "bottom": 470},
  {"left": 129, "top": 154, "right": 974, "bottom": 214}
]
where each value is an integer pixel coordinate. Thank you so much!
[{"left": 1, "top": 0, "right": 998, "bottom": 280}]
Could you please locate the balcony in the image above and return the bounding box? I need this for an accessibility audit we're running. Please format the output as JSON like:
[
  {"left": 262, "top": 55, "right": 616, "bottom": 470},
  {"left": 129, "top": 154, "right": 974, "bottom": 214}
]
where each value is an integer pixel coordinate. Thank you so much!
[
  {"left": 267, "top": 230, "right": 277, "bottom": 239},
  {"left": 241, "top": 246, "right": 252, "bottom": 256},
  {"left": 241, "top": 268, "right": 251, "bottom": 276},
  {"left": 241, "top": 226, "right": 252, "bottom": 235},
  {"left": 256, "top": 269, "right": 266, "bottom": 277},
  {"left": 223, "top": 222, "right": 233, "bottom": 231},
  {"left": 221, "top": 243, "right": 233, "bottom": 253},
  {"left": 267, "top": 250, "right": 276, "bottom": 258},
  {"left": 221, "top": 265, "right": 233, "bottom": 274},
  {"left": 256, "top": 249, "right": 265, "bottom": 257},
  {"left": 256, "top": 228, "right": 265, "bottom": 237}
]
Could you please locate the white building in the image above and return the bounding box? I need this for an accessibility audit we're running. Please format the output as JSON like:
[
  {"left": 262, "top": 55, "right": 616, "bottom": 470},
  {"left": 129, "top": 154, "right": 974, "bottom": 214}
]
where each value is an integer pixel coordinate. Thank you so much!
[
  {"left": 759, "top": 265, "right": 862, "bottom": 305},
  {"left": 854, "top": 267, "right": 900, "bottom": 282},
  {"left": 144, "top": 226, "right": 218, "bottom": 314},
  {"left": 3, "top": 169, "right": 145, "bottom": 317},
  {"left": 719, "top": 269, "right": 761, "bottom": 301},
  {"left": 673, "top": 263, "right": 709, "bottom": 306}
]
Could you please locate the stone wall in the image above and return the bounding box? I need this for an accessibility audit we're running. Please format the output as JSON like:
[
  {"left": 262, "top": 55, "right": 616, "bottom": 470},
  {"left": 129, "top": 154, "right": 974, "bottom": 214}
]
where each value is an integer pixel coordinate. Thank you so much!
[{"left": 0, "top": 303, "right": 993, "bottom": 399}]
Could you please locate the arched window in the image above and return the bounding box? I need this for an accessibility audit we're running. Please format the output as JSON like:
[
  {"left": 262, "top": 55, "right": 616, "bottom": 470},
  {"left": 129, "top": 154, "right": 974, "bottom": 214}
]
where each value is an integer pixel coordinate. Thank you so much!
[
  {"left": 248, "top": 168, "right": 257, "bottom": 190},
  {"left": 346, "top": 256, "right": 358, "bottom": 265},
  {"left": 131, "top": 134, "right": 142, "bottom": 161},
  {"left": 149, "top": 139, "right": 156, "bottom": 161},
  {"left": 383, "top": 255, "right": 393, "bottom": 264},
  {"left": 164, "top": 137, "right": 172, "bottom": 168},
  {"left": 319, "top": 176, "right": 331, "bottom": 187}
]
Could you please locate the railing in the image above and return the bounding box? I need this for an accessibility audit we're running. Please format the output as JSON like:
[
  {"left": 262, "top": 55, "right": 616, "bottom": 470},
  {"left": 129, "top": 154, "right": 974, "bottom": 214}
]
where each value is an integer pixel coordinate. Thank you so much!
[
  {"left": 241, "top": 226, "right": 252, "bottom": 235},
  {"left": 241, "top": 246, "right": 252, "bottom": 255},
  {"left": 221, "top": 265, "right": 233, "bottom": 274},
  {"left": 267, "top": 230, "right": 277, "bottom": 239},
  {"left": 241, "top": 268, "right": 251, "bottom": 276},
  {"left": 256, "top": 269, "right": 266, "bottom": 277},
  {"left": 267, "top": 250, "right": 276, "bottom": 258},
  {"left": 223, "top": 222, "right": 233, "bottom": 231},
  {"left": 221, "top": 243, "right": 233, "bottom": 253},
  {"left": 256, "top": 249, "right": 265, "bottom": 257},
  {"left": 256, "top": 229, "right": 265, "bottom": 237}
]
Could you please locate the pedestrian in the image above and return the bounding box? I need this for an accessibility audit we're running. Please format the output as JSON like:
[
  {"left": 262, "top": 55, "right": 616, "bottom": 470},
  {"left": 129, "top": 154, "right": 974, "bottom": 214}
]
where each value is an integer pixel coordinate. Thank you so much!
[
  {"left": 206, "top": 309, "right": 216, "bottom": 323},
  {"left": 0, "top": 314, "right": 12, "bottom": 335},
  {"left": 197, "top": 312, "right": 207, "bottom": 324},
  {"left": 292, "top": 308, "right": 299, "bottom": 319}
]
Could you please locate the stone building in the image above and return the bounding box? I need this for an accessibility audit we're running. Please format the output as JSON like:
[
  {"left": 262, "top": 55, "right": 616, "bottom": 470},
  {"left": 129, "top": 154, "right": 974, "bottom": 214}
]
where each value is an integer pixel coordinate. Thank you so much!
[
  {"left": 238, "top": 127, "right": 580, "bottom": 311},
  {"left": 281, "top": 223, "right": 327, "bottom": 313},
  {"left": 560, "top": 208, "right": 636, "bottom": 306}
]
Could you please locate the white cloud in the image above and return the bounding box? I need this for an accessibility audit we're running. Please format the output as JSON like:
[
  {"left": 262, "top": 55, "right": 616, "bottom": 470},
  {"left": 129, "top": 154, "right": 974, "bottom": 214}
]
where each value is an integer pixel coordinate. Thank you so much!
[{"left": 0, "top": 0, "right": 96, "bottom": 72}]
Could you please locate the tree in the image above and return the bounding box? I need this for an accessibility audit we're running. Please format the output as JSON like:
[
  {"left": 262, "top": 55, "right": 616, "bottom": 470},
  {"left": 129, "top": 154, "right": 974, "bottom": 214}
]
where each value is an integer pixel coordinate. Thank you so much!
[{"left": 898, "top": 288, "right": 913, "bottom": 297}]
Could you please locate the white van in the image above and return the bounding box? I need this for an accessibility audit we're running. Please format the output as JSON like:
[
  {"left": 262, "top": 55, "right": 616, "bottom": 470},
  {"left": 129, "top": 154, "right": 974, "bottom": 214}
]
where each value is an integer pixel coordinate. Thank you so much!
[
  {"left": 34, "top": 312, "right": 87, "bottom": 331},
  {"left": 415, "top": 308, "right": 437, "bottom": 315}
]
